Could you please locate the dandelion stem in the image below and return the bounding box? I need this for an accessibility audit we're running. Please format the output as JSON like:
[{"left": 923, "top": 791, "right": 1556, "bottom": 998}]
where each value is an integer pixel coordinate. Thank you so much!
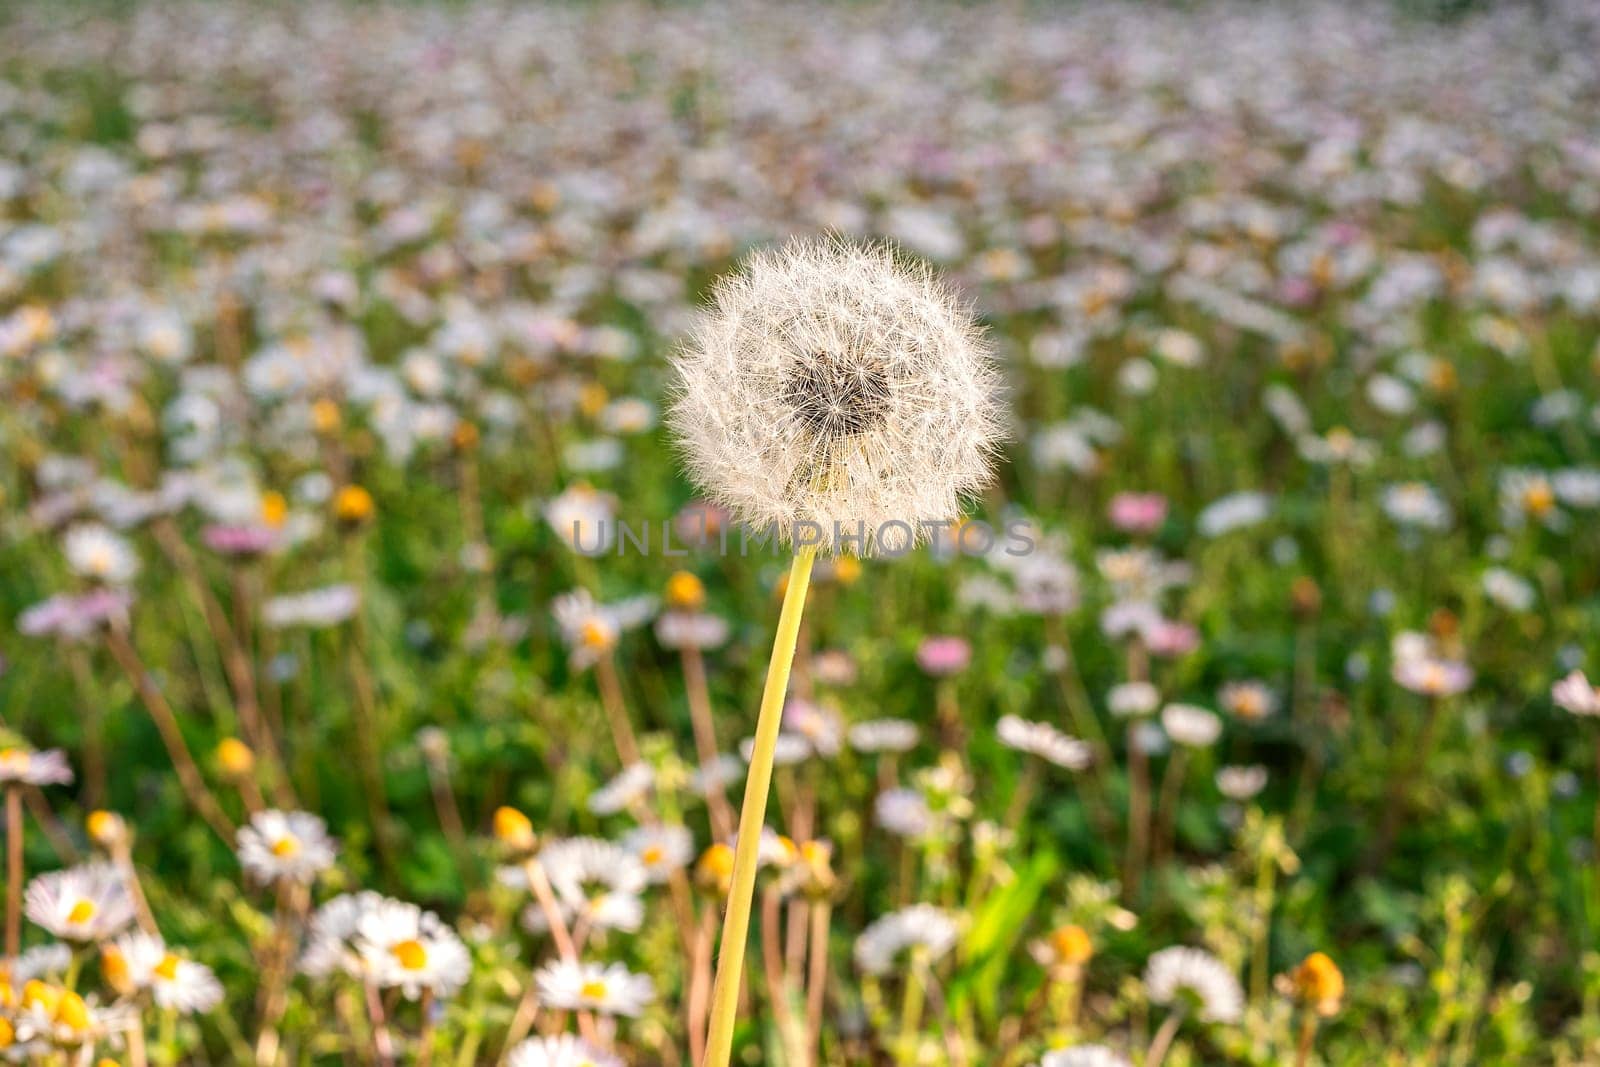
[
  {"left": 1145, "top": 1007, "right": 1186, "bottom": 1067},
  {"left": 896, "top": 952, "right": 929, "bottom": 1066},
  {"left": 702, "top": 545, "right": 816, "bottom": 1067}
]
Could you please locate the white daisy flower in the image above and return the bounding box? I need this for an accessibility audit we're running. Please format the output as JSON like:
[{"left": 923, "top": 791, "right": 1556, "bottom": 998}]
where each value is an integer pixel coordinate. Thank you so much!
[
  {"left": 654, "top": 610, "right": 731, "bottom": 651},
  {"left": 1144, "top": 946, "right": 1244, "bottom": 1023},
  {"left": 357, "top": 898, "right": 472, "bottom": 1000},
  {"left": 24, "top": 863, "right": 136, "bottom": 942},
  {"left": 551, "top": 590, "right": 655, "bottom": 670},
  {"left": 539, "top": 837, "right": 648, "bottom": 933},
  {"left": 300, "top": 891, "right": 386, "bottom": 977},
  {"left": 0, "top": 746, "right": 74, "bottom": 786},
  {"left": 1107, "top": 682, "right": 1160, "bottom": 718},
  {"left": 1160, "top": 704, "right": 1222, "bottom": 748},
  {"left": 107, "top": 932, "right": 224, "bottom": 1013},
  {"left": 621, "top": 825, "right": 695, "bottom": 885},
  {"left": 1381, "top": 482, "right": 1452, "bottom": 530},
  {"left": 545, "top": 485, "right": 617, "bottom": 554},
  {"left": 847, "top": 718, "right": 920, "bottom": 754},
  {"left": 11, "top": 942, "right": 73, "bottom": 982},
  {"left": 1040, "top": 1047, "right": 1133, "bottom": 1067},
  {"left": 1553, "top": 670, "right": 1600, "bottom": 717},
  {"left": 534, "top": 960, "right": 655, "bottom": 1017},
  {"left": 63, "top": 523, "right": 139, "bottom": 585},
  {"left": 1218, "top": 681, "right": 1278, "bottom": 721},
  {"left": 740, "top": 731, "right": 813, "bottom": 766},
  {"left": 690, "top": 754, "right": 745, "bottom": 793},
  {"left": 236, "top": 810, "right": 337, "bottom": 885},
  {"left": 875, "top": 788, "right": 933, "bottom": 838},
  {"left": 587, "top": 763, "right": 655, "bottom": 816},
  {"left": 996, "top": 715, "right": 1092, "bottom": 769},
  {"left": 1216, "top": 765, "right": 1268, "bottom": 800},
  {"left": 508, "top": 1034, "right": 624, "bottom": 1067},
  {"left": 854, "top": 904, "right": 960, "bottom": 976}
]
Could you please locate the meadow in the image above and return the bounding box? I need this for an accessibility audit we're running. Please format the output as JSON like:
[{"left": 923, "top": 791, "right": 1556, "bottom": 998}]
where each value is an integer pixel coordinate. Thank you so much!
[{"left": 2, "top": 1, "right": 1600, "bottom": 1064}]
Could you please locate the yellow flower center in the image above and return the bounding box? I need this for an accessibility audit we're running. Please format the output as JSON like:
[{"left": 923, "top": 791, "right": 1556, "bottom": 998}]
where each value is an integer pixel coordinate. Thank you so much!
[
  {"left": 86, "top": 811, "right": 120, "bottom": 845},
  {"left": 391, "top": 939, "right": 428, "bottom": 971},
  {"left": 579, "top": 383, "right": 609, "bottom": 418},
  {"left": 55, "top": 990, "right": 90, "bottom": 1031},
  {"left": 578, "top": 979, "right": 609, "bottom": 1001},
  {"left": 0, "top": 1016, "right": 13, "bottom": 1048},
  {"left": 641, "top": 845, "right": 664, "bottom": 866},
  {"left": 1524, "top": 482, "right": 1555, "bottom": 516},
  {"left": 154, "top": 954, "right": 182, "bottom": 982},
  {"left": 260, "top": 491, "right": 289, "bottom": 529},
  {"left": 0, "top": 749, "right": 26, "bottom": 769},
  {"left": 21, "top": 980, "right": 57, "bottom": 1013},
  {"left": 271, "top": 835, "right": 301, "bottom": 858},
  {"left": 66, "top": 899, "right": 97, "bottom": 925},
  {"left": 664, "top": 571, "right": 706, "bottom": 610},
  {"left": 579, "top": 619, "right": 614, "bottom": 649},
  {"left": 217, "top": 738, "right": 255, "bottom": 776},
  {"left": 101, "top": 946, "right": 129, "bottom": 987}
]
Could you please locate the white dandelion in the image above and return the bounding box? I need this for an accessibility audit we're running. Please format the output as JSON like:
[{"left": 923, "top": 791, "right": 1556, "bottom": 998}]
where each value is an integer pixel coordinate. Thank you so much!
[
  {"left": 854, "top": 904, "right": 960, "bottom": 976},
  {"left": 668, "top": 237, "right": 1002, "bottom": 554},
  {"left": 1144, "top": 946, "right": 1244, "bottom": 1024}
]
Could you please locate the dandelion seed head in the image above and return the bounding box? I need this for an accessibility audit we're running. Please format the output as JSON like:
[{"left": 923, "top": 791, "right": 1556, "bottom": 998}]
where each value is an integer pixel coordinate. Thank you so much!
[{"left": 668, "top": 236, "right": 1003, "bottom": 554}]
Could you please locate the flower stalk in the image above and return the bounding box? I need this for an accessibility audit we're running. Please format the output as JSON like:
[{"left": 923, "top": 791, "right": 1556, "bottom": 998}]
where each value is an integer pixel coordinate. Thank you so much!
[{"left": 701, "top": 545, "right": 816, "bottom": 1067}]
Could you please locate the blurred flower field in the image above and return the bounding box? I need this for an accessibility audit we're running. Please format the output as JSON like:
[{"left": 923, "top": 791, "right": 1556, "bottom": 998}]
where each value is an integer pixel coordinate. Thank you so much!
[{"left": 2, "top": 1, "right": 1600, "bottom": 1064}]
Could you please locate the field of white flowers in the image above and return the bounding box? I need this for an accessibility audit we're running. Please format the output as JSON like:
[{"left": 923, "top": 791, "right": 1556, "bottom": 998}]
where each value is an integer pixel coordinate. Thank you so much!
[{"left": 3, "top": 1, "right": 1600, "bottom": 1064}]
